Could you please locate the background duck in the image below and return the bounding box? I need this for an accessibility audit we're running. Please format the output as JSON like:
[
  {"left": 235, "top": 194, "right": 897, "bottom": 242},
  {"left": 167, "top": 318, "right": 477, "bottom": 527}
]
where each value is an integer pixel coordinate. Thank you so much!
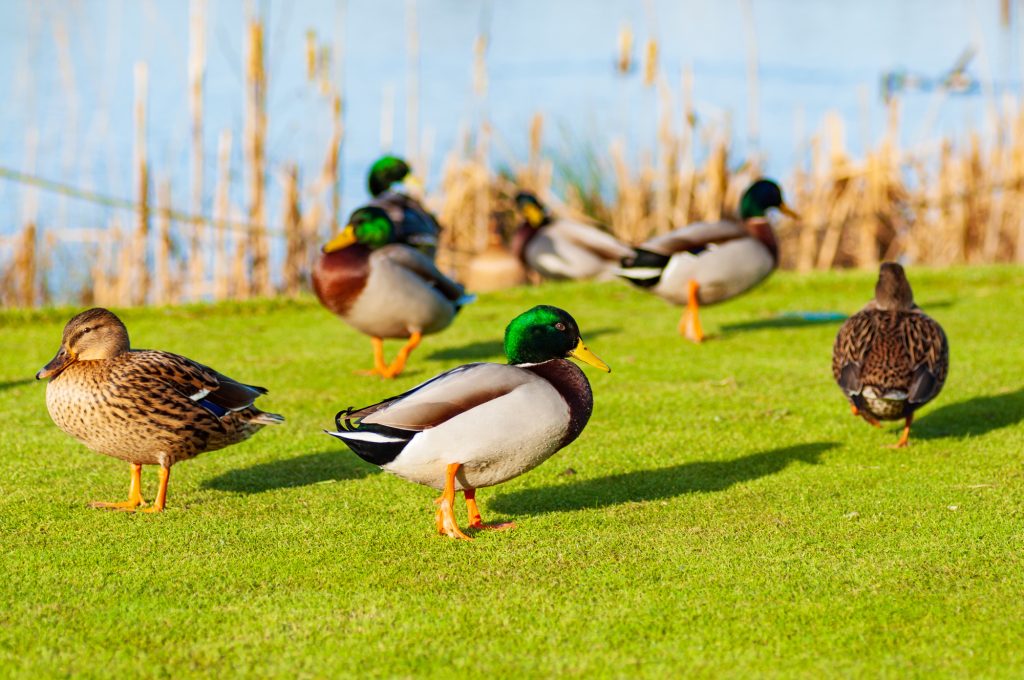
[
  {"left": 616, "top": 179, "right": 797, "bottom": 342},
  {"left": 312, "top": 206, "right": 472, "bottom": 379},
  {"left": 832, "top": 262, "right": 949, "bottom": 448},
  {"left": 367, "top": 155, "right": 441, "bottom": 258},
  {"left": 513, "top": 192, "right": 636, "bottom": 281},
  {"left": 36, "top": 308, "right": 283, "bottom": 512},
  {"left": 327, "top": 305, "right": 610, "bottom": 540}
]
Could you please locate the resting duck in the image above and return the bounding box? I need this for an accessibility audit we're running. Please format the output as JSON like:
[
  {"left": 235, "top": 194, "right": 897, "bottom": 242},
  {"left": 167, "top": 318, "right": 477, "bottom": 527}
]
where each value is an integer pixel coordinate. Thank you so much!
[
  {"left": 367, "top": 155, "right": 441, "bottom": 258},
  {"left": 312, "top": 206, "right": 471, "bottom": 379},
  {"left": 832, "top": 262, "right": 949, "bottom": 448},
  {"left": 36, "top": 308, "right": 283, "bottom": 512},
  {"left": 327, "top": 305, "right": 609, "bottom": 540},
  {"left": 513, "top": 192, "right": 636, "bottom": 281},
  {"left": 617, "top": 179, "right": 798, "bottom": 342}
]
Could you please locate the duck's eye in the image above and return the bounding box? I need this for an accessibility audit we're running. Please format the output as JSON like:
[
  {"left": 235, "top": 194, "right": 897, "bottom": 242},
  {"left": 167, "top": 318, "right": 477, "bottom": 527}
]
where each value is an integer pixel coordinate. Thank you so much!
[
  {"left": 81, "top": 327, "right": 92, "bottom": 334},
  {"left": 555, "top": 322, "right": 566, "bottom": 332}
]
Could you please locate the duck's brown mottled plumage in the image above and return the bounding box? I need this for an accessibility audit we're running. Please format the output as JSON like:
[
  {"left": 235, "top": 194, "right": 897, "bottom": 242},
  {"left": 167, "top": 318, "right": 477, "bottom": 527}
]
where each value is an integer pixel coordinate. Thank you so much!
[
  {"left": 832, "top": 263, "right": 948, "bottom": 446},
  {"left": 39, "top": 308, "right": 283, "bottom": 509}
]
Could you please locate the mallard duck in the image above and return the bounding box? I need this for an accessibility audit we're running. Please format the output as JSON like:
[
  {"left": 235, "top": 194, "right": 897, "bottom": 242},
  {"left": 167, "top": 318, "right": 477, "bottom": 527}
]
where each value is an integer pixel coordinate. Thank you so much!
[
  {"left": 367, "top": 155, "right": 441, "bottom": 258},
  {"left": 36, "top": 308, "right": 283, "bottom": 512},
  {"left": 312, "top": 206, "right": 471, "bottom": 379},
  {"left": 832, "top": 262, "right": 949, "bottom": 448},
  {"left": 617, "top": 179, "right": 798, "bottom": 342},
  {"left": 513, "top": 192, "right": 636, "bottom": 281},
  {"left": 326, "top": 305, "right": 609, "bottom": 540}
]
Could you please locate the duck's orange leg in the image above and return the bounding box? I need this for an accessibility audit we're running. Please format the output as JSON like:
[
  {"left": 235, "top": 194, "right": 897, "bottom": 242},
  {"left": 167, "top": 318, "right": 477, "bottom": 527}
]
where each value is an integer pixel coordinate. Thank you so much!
[
  {"left": 464, "top": 488, "right": 515, "bottom": 531},
  {"left": 434, "top": 463, "right": 471, "bottom": 540},
  {"left": 90, "top": 463, "right": 145, "bottom": 510},
  {"left": 382, "top": 331, "right": 422, "bottom": 379},
  {"left": 889, "top": 414, "right": 913, "bottom": 449},
  {"left": 140, "top": 466, "right": 170, "bottom": 513},
  {"left": 678, "top": 280, "right": 704, "bottom": 343}
]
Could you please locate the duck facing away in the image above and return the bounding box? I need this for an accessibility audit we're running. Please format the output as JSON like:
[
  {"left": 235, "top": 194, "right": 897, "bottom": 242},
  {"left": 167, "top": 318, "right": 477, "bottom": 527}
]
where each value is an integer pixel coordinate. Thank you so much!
[
  {"left": 832, "top": 263, "right": 949, "bottom": 448},
  {"left": 36, "top": 308, "right": 283, "bottom": 512},
  {"left": 367, "top": 155, "right": 441, "bottom": 258},
  {"left": 312, "top": 206, "right": 472, "bottom": 379},
  {"left": 327, "top": 305, "right": 610, "bottom": 540},
  {"left": 617, "top": 179, "right": 797, "bottom": 342},
  {"left": 513, "top": 192, "right": 636, "bottom": 281}
]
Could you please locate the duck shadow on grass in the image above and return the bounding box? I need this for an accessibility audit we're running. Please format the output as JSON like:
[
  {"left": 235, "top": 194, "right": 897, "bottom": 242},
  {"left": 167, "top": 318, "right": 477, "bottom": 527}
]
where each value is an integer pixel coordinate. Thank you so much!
[
  {"left": 913, "top": 388, "right": 1024, "bottom": 440},
  {"left": 490, "top": 442, "right": 835, "bottom": 516},
  {"left": 0, "top": 378, "right": 34, "bottom": 391},
  {"left": 426, "top": 326, "right": 619, "bottom": 361},
  {"left": 202, "top": 450, "right": 376, "bottom": 494},
  {"left": 720, "top": 315, "right": 846, "bottom": 333}
]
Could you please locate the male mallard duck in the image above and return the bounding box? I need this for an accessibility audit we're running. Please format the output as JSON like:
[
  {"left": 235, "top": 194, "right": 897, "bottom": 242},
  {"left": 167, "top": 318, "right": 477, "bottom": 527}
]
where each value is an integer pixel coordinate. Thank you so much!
[
  {"left": 367, "top": 155, "right": 441, "bottom": 257},
  {"left": 312, "top": 206, "right": 471, "bottom": 379},
  {"left": 513, "top": 192, "right": 636, "bottom": 281},
  {"left": 832, "top": 262, "right": 949, "bottom": 448},
  {"left": 326, "top": 305, "right": 609, "bottom": 540},
  {"left": 617, "top": 179, "right": 797, "bottom": 342},
  {"left": 36, "top": 308, "right": 283, "bottom": 512}
]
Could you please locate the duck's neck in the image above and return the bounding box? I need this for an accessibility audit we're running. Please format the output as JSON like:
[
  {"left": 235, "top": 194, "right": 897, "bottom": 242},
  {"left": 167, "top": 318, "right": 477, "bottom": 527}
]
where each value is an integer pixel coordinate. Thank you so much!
[
  {"left": 521, "top": 358, "right": 594, "bottom": 448},
  {"left": 744, "top": 217, "right": 779, "bottom": 262}
]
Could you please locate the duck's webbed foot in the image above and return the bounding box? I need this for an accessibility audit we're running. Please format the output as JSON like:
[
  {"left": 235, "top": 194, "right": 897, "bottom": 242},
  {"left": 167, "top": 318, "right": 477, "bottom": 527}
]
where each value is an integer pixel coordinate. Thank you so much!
[
  {"left": 434, "top": 463, "right": 472, "bottom": 540},
  {"left": 90, "top": 463, "right": 145, "bottom": 511},
  {"left": 465, "top": 488, "right": 515, "bottom": 531}
]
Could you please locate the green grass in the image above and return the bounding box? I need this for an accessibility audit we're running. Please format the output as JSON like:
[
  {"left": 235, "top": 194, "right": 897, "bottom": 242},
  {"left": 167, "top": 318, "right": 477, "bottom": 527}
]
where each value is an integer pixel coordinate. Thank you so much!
[{"left": 1, "top": 266, "right": 1023, "bottom": 678}]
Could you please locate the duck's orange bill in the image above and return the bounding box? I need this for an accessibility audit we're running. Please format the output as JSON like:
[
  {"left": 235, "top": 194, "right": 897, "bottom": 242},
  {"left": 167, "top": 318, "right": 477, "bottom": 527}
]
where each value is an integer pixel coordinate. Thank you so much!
[
  {"left": 36, "top": 346, "right": 74, "bottom": 380},
  {"left": 323, "top": 225, "right": 357, "bottom": 253},
  {"left": 779, "top": 202, "right": 800, "bottom": 220},
  {"left": 569, "top": 339, "right": 610, "bottom": 372}
]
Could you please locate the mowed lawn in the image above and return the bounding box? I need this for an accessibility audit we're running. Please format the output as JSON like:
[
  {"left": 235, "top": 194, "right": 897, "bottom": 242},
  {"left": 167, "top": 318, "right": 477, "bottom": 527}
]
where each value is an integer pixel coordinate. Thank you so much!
[{"left": 1, "top": 266, "right": 1023, "bottom": 678}]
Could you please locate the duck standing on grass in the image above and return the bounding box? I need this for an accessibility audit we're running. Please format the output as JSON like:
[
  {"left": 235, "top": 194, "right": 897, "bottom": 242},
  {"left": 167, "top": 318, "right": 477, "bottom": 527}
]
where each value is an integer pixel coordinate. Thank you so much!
[
  {"left": 617, "top": 179, "right": 797, "bottom": 342},
  {"left": 367, "top": 155, "right": 441, "bottom": 258},
  {"left": 513, "top": 192, "right": 637, "bottom": 281},
  {"left": 312, "top": 206, "right": 472, "bottom": 379},
  {"left": 832, "top": 262, "right": 949, "bottom": 448},
  {"left": 326, "top": 305, "right": 610, "bottom": 540},
  {"left": 36, "top": 308, "right": 283, "bottom": 512}
]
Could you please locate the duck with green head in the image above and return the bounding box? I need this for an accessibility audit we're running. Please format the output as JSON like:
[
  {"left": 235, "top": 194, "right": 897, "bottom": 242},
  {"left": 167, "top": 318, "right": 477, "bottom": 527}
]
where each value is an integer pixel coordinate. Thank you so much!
[
  {"left": 617, "top": 178, "right": 799, "bottom": 342},
  {"left": 327, "top": 305, "right": 609, "bottom": 539},
  {"left": 513, "top": 191, "right": 636, "bottom": 280},
  {"left": 312, "top": 206, "right": 471, "bottom": 378},
  {"left": 367, "top": 155, "right": 441, "bottom": 258}
]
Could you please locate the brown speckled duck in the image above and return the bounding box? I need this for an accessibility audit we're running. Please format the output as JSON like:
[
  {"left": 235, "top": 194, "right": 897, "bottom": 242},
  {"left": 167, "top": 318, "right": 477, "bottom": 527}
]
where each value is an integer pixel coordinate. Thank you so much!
[
  {"left": 832, "top": 263, "right": 949, "bottom": 448},
  {"left": 313, "top": 206, "right": 472, "bottom": 379},
  {"left": 37, "top": 308, "right": 284, "bottom": 511}
]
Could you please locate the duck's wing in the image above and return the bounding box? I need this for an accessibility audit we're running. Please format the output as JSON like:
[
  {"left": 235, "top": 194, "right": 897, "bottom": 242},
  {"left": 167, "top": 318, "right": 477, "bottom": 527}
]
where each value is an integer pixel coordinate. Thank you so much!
[
  {"left": 901, "top": 310, "right": 949, "bottom": 406},
  {"left": 548, "top": 219, "right": 636, "bottom": 261},
  {"left": 640, "top": 220, "right": 748, "bottom": 256},
  {"left": 375, "top": 244, "right": 468, "bottom": 303},
  {"left": 125, "top": 350, "right": 269, "bottom": 418},
  {"left": 831, "top": 309, "right": 878, "bottom": 399},
  {"left": 328, "top": 363, "right": 536, "bottom": 465}
]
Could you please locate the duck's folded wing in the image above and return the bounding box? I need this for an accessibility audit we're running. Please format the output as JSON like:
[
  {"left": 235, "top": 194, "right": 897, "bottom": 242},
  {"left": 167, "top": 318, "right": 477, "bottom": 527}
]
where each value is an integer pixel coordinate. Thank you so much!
[
  {"left": 376, "top": 244, "right": 465, "bottom": 301},
  {"left": 640, "top": 221, "right": 747, "bottom": 256},
  {"left": 904, "top": 313, "right": 949, "bottom": 405},
  {"left": 551, "top": 219, "right": 636, "bottom": 260},
  {"left": 127, "top": 350, "right": 267, "bottom": 417},
  {"left": 832, "top": 311, "right": 878, "bottom": 397}
]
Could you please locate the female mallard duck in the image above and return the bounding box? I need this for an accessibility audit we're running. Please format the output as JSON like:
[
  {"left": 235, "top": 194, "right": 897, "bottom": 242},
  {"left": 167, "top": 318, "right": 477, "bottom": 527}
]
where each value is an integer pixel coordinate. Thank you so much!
[
  {"left": 36, "top": 308, "right": 283, "bottom": 512},
  {"left": 367, "top": 155, "right": 441, "bottom": 258},
  {"left": 513, "top": 192, "right": 637, "bottom": 281},
  {"left": 832, "top": 262, "right": 949, "bottom": 448},
  {"left": 617, "top": 179, "right": 798, "bottom": 342},
  {"left": 327, "top": 305, "right": 609, "bottom": 540},
  {"left": 312, "top": 206, "right": 471, "bottom": 379}
]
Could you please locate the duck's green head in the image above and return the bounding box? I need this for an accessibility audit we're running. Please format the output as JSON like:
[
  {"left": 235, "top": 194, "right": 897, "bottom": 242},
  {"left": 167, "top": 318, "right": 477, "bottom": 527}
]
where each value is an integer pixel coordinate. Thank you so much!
[
  {"left": 515, "top": 191, "right": 550, "bottom": 229},
  {"left": 503, "top": 305, "right": 610, "bottom": 371},
  {"left": 739, "top": 179, "right": 800, "bottom": 220},
  {"left": 323, "top": 206, "right": 395, "bottom": 253},
  {"left": 368, "top": 155, "right": 418, "bottom": 197}
]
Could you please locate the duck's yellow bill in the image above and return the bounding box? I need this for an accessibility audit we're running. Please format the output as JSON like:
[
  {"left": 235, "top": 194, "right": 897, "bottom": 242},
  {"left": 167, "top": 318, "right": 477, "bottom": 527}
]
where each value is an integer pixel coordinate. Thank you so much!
[
  {"left": 570, "top": 338, "right": 610, "bottom": 372},
  {"left": 522, "top": 203, "right": 545, "bottom": 228},
  {"left": 324, "top": 225, "right": 357, "bottom": 253},
  {"left": 404, "top": 174, "right": 425, "bottom": 194},
  {"left": 779, "top": 202, "right": 800, "bottom": 220}
]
